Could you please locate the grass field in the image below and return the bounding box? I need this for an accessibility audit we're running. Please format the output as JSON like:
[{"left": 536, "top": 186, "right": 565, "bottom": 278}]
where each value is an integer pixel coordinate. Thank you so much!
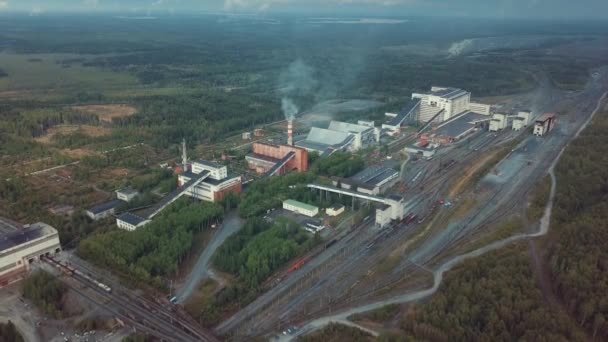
[{"left": 0, "top": 53, "right": 138, "bottom": 94}]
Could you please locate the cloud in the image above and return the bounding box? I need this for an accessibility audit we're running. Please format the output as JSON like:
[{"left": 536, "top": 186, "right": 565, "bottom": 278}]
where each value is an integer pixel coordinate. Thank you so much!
[
  {"left": 223, "top": 0, "right": 419, "bottom": 11},
  {"left": 0, "top": 1, "right": 8, "bottom": 10}
]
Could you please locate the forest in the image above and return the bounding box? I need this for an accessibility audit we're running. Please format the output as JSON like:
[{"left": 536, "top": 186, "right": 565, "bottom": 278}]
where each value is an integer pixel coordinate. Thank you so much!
[
  {"left": 191, "top": 218, "right": 318, "bottom": 325},
  {"left": 0, "top": 321, "right": 24, "bottom": 342},
  {"left": 78, "top": 199, "right": 223, "bottom": 288},
  {"left": 311, "top": 152, "right": 365, "bottom": 178},
  {"left": 21, "top": 270, "right": 67, "bottom": 319},
  {"left": 546, "top": 111, "right": 608, "bottom": 339}
]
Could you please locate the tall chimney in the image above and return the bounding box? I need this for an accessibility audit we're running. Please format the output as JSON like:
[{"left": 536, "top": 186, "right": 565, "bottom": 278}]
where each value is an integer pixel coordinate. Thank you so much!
[
  {"left": 182, "top": 138, "right": 188, "bottom": 170},
  {"left": 287, "top": 119, "right": 294, "bottom": 146}
]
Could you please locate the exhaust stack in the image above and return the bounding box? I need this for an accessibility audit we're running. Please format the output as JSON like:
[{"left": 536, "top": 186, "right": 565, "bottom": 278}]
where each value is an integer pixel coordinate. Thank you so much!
[{"left": 287, "top": 119, "right": 294, "bottom": 146}]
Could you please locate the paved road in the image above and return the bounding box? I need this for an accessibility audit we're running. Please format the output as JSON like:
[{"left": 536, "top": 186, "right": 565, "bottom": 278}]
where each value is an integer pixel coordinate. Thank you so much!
[
  {"left": 283, "top": 85, "right": 608, "bottom": 341},
  {"left": 175, "top": 211, "right": 244, "bottom": 303}
]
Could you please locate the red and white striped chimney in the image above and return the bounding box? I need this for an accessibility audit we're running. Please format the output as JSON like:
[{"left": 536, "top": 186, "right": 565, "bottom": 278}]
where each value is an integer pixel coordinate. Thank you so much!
[{"left": 287, "top": 119, "right": 294, "bottom": 146}]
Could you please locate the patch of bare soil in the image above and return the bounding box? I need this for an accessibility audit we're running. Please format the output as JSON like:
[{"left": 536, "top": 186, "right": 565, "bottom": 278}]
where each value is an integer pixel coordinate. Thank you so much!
[
  {"left": 60, "top": 148, "right": 97, "bottom": 159},
  {"left": 35, "top": 125, "right": 111, "bottom": 144},
  {"left": 72, "top": 104, "right": 137, "bottom": 123}
]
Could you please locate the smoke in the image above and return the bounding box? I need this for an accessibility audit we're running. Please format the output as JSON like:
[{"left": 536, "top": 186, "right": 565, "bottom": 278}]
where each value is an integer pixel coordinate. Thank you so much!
[
  {"left": 281, "top": 98, "right": 299, "bottom": 120},
  {"left": 278, "top": 59, "right": 318, "bottom": 119}
]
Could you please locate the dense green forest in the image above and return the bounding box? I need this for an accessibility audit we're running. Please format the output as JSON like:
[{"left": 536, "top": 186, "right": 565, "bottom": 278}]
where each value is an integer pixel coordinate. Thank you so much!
[
  {"left": 193, "top": 218, "right": 318, "bottom": 325},
  {"left": 311, "top": 152, "right": 365, "bottom": 178},
  {"left": 383, "top": 245, "right": 584, "bottom": 342},
  {"left": 78, "top": 199, "right": 223, "bottom": 288},
  {"left": 547, "top": 111, "right": 608, "bottom": 339},
  {"left": 299, "top": 323, "right": 373, "bottom": 342},
  {"left": 0, "top": 321, "right": 24, "bottom": 342},
  {"left": 22, "top": 270, "right": 67, "bottom": 319}
]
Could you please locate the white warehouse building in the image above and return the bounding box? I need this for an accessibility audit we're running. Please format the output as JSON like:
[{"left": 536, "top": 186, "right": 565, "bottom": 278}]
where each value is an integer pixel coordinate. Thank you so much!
[
  {"left": 0, "top": 221, "right": 61, "bottom": 287},
  {"left": 178, "top": 160, "right": 242, "bottom": 203},
  {"left": 283, "top": 199, "right": 319, "bottom": 217}
]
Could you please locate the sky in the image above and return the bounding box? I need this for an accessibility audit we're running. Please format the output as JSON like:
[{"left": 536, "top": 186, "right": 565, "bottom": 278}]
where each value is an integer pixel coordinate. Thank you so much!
[{"left": 0, "top": 0, "right": 607, "bottom": 19}]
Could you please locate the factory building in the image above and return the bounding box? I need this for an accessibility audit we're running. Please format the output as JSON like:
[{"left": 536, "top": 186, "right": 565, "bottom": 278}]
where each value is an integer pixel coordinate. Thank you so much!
[
  {"left": 396, "top": 87, "right": 491, "bottom": 127},
  {"left": 427, "top": 111, "right": 489, "bottom": 143},
  {"left": 116, "top": 212, "right": 150, "bottom": 231},
  {"left": 116, "top": 187, "right": 139, "bottom": 203},
  {"left": 85, "top": 199, "right": 123, "bottom": 221},
  {"left": 178, "top": 160, "right": 242, "bottom": 203},
  {"left": 412, "top": 87, "right": 472, "bottom": 123},
  {"left": 296, "top": 120, "right": 375, "bottom": 156},
  {"left": 489, "top": 113, "right": 508, "bottom": 132},
  {"left": 246, "top": 142, "right": 309, "bottom": 176},
  {"left": 333, "top": 166, "right": 400, "bottom": 196},
  {"left": 283, "top": 199, "right": 319, "bottom": 217},
  {"left": 377, "top": 194, "right": 406, "bottom": 228},
  {"left": 0, "top": 221, "right": 61, "bottom": 287},
  {"left": 512, "top": 111, "right": 531, "bottom": 131},
  {"left": 533, "top": 113, "right": 557, "bottom": 136}
]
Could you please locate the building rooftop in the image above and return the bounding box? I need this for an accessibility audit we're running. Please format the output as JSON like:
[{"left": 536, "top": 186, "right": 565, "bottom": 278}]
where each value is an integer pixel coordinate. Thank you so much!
[
  {"left": 116, "top": 187, "right": 138, "bottom": 196},
  {"left": 195, "top": 160, "right": 223, "bottom": 169},
  {"left": 87, "top": 199, "right": 123, "bottom": 215},
  {"left": 203, "top": 173, "right": 240, "bottom": 186},
  {"left": 284, "top": 199, "right": 319, "bottom": 212},
  {"left": 117, "top": 212, "right": 148, "bottom": 226},
  {"left": 351, "top": 166, "right": 399, "bottom": 187},
  {"left": 246, "top": 153, "right": 281, "bottom": 164},
  {"left": 434, "top": 111, "right": 488, "bottom": 138},
  {"left": 536, "top": 112, "right": 557, "bottom": 122},
  {"left": 430, "top": 87, "right": 469, "bottom": 100},
  {"left": 330, "top": 203, "right": 345, "bottom": 210},
  {"left": 306, "top": 127, "right": 353, "bottom": 146},
  {"left": 387, "top": 194, "right": 404, "bottom": 202},
  {"left": 377, "top": 203, "right": 391, "bottom": 211},
  {"left": 328, "top": 121, "right": 374, "bottom": 134},
  {"left": 0, "top": 223, "right": 56, "bottom": 253},
  {"left": 386, "top": 99, "right": 421, "bottom": 127},
  {"left": 0, "top": 217, "right": 22, "bottom": 234}
]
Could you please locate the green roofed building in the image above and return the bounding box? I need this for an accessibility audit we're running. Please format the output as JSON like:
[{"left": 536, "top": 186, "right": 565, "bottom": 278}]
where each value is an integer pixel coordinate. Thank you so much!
[{"left": 282, "top": 199, "right": 319, "bottom": 217}]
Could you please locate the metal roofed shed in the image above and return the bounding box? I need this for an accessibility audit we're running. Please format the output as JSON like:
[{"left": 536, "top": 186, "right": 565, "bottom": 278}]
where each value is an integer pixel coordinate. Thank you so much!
[
  {"left": 432, "top": 111, "right": 488, "bottom": 142},
  {"left": 283, "top": 199, "right": 319, "bottom": 217},
  {"left": 326, "top": 204, "right": 345, "bottom": 217},
  {"left": 116, "top": 187, "right": 139, "bottom": 202},
  {"left": 116, "top": 212, "right": 150, "bottom": 231},
  {"left": 347, "top": 166, "right": 400, "bottom": 195},
  {"left": 86, "top": 199, "right": 123, "bottom": 221}
]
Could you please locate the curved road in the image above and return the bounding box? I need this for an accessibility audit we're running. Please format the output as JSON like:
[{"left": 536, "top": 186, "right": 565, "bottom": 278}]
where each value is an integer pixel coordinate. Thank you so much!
[
  {"left": 284, "top": 90, "right": 607, "bottom": 341},
  {"left": 175, "top": 211, "right": 244, "bottom": 303}
]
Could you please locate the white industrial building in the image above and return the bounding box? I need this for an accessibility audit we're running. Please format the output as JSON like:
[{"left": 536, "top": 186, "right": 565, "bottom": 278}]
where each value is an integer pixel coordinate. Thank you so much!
[
  {"left": 296, "top": 120, "right": 376, "bottom": 155},
  {"left": 393, "top": 87, "right": 492, "bottom": 127},
  {"left": 512, "top": 111, "right": 531, "bottom": 131},
  {"left": 116, "top": 187, "right": 139, "bottom": 203},
  {"left": 0, "top": 221, "right": 61, "bottom": 287},
  {"left": 283, "top": 199, "right": 319, "bottom": 217},
  {"left": 178, "top": 160, "right": 242, "bottom": 203},
  {"left": 116, "top": 212, "right": 150, "bottom": 231},
  {"left": 85, "top": 199, "right": 123, "bottom": 221},
  {"left": 489, "top": 113, "right": 508, "bottom": 132},
  {"left": 333, "top": 166, "right": 400, "bottom": 196}
]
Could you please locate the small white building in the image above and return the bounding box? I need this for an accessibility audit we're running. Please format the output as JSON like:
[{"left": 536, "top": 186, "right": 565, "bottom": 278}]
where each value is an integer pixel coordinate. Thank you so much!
[
  {"left": 489, "top": 113, "right": 508, "bottom": 132},
  {"left": 116, "top": 212, "right": 150, "bottom": 231},
  {"left": 512, "top": 111, "right": 531, "bottom": 131},
  {"left": 0, "top": 222, "right": 61, "bottom": 287},
  {"left": 326, "top": 204, "right": 345, "bottom": 217},
  {"left": 116, "top": 187, "right": 139, "bottom": 203},
  {"left": 375, "top": 204, "right": 393, "bottom": 228},
  {"left": 178, "top": 160, "right": 242, "bottom": 203},
  {"left": 86, "top": 200, "right": 123, "bottom": 221},
  {"left": 283, "top": 199, "right": 319, "bottom": 217},
  {"left": 242, "top": 132, "right": 252, "bottom": 140}
]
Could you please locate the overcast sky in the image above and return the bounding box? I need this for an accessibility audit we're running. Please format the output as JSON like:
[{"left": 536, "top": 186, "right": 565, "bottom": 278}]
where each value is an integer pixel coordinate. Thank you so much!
[{"left": 0, "top": 0, "right": 607, "bottom": 19}]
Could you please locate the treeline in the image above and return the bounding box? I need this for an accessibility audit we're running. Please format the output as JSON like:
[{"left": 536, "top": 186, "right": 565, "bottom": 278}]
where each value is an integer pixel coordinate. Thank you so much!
[
  {"left": 78, "top": 199, "right": 223, "bottom": 288},
  {"left": 381, "top": 245, "right": 585, "bottom": 342},
  {"left": 299, "top": 323, "right": 372, "bottom": 342},
  {"left": 195, "top": 218, "right": 318, "bottom": 325},
  {"left": 213, "top": 218, "right": 318, "bottom": 288},
  {"left": 311, "top": 152, "right": 365, "bottom": 178},
  {"left": 22, "top": 270, "right": 67, "bottom": 319},
  {"left": 0, "top": 108, "right": 99, "bottom": 138},
  {"left": 546, "top": 112, "right": 608, "bottom": 339},
  {"left": 0, "top": 321, "right": 24, "bottom": 342},
  {"left": 113, "top": 91, "right": 282, "bottom": 147}
]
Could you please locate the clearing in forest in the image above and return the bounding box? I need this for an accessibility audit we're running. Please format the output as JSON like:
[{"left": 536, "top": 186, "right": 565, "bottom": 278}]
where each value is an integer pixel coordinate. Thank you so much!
[
  {"left": 34, "top": 124, "right": 112, "bottom": 144},
  {"left": 72, "top": 104, "right": 137, "bottom": 123}
]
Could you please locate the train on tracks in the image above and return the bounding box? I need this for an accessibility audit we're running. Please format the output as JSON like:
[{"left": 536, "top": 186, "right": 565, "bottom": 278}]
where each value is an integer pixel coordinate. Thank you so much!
[{"left": 42, "top": 256, "right": 112, "bottom": 293}]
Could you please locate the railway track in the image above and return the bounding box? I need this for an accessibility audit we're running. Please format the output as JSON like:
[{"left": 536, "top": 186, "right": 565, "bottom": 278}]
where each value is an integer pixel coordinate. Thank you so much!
[{"left": 44, "top": 256, "right": 219, "bottom": 342}]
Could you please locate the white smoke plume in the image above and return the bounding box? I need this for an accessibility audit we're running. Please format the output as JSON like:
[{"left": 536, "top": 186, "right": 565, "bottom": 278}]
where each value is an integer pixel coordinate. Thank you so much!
[
  {"left": 281, "top": 98, "right": 299, "bottom": 120},
  {"left": 278, "top": 59, "right": 318, "bottom": 120}
]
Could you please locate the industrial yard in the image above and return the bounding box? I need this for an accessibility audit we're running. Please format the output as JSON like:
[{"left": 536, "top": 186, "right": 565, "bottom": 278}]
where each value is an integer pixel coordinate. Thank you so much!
[{"left": 1, "top": 10, "right": 608, "bottom": 342}]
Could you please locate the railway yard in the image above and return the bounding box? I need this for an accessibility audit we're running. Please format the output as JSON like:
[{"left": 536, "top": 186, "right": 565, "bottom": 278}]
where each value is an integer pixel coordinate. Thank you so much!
[{"left": 215, "top": 70, "right": 608, "bottom": 340}]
